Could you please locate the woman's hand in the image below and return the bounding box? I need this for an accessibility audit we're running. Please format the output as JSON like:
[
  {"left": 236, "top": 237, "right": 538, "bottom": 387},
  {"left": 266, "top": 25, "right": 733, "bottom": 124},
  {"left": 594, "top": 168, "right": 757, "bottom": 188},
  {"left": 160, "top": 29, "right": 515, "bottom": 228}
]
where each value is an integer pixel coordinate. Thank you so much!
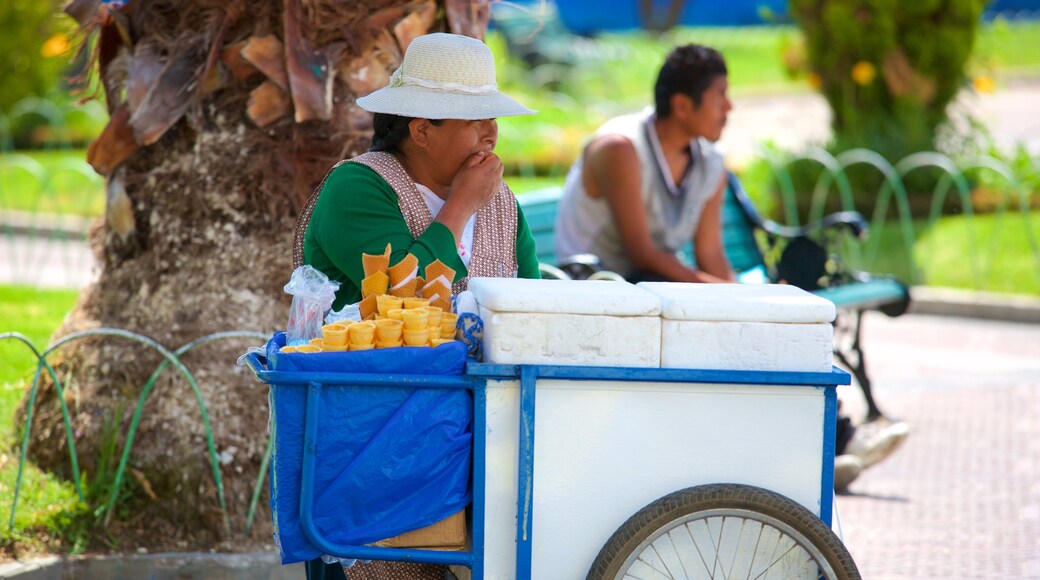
[
  {"left": 449, "top": 151, "right": 503, "bottom": 214},
  {"left": 435, "top": 151, "right": 503, "bottom": 242}
]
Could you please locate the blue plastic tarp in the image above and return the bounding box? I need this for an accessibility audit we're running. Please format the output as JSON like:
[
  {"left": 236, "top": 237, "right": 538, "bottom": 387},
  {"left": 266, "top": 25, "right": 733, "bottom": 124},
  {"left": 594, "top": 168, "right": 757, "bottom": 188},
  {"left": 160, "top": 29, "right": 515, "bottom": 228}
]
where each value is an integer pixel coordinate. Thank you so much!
[{"left": 265, "top": 333, "right": 472, "bottom": 564}]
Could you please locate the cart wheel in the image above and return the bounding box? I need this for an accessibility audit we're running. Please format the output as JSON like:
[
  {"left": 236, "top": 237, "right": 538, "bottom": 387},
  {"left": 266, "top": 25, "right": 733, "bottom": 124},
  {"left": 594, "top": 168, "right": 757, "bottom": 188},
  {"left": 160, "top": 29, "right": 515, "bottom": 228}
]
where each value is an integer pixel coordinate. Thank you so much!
[{"left": 586, "top": 483, "right": 860, "bottom": 580}]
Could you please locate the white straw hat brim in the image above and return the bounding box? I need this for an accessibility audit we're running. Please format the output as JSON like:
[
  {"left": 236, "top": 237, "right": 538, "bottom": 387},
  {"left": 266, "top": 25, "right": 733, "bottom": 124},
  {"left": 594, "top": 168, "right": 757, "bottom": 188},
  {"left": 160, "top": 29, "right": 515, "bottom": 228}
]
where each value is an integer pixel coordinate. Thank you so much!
[{"left": 356, "top": 84, "right": 536, "bottom": 120}]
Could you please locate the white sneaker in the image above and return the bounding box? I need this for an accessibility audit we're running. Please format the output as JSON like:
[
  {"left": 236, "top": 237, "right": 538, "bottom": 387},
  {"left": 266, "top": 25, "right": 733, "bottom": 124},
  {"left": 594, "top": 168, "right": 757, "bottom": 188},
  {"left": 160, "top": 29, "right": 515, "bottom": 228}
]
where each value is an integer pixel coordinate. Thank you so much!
[
  {"left": 833, "top": 454, "right": 863, "bottom": 493},
  {"left": 845, "top": 419, "right": 910, "bottom": 468}
]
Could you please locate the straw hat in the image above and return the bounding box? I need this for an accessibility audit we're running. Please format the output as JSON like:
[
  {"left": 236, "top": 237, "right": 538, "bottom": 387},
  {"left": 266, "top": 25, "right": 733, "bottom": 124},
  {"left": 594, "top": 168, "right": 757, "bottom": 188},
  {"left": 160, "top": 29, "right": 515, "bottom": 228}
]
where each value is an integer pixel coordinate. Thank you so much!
[{"left": 356, "top": 33, "right": 536, "bottom": 120}]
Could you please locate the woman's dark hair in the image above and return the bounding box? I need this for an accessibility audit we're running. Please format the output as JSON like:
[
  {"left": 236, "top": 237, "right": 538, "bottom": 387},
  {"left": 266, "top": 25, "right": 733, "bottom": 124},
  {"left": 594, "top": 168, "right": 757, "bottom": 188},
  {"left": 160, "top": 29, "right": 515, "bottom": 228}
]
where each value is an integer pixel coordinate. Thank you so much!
[
  {"left": 654, "top": 44, "right": 727, "bottom": 119},
  {"left": 369, "top": 113, "right": 443, "bottom": 153}
]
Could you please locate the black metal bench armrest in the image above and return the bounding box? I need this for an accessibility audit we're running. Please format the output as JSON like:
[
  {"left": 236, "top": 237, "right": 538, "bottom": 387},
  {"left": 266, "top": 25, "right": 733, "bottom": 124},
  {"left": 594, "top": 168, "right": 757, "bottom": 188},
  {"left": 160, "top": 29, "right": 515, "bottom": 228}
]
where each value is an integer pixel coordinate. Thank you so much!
[
  {"left": 757, "top": 211, "right": 869, "bottom": 241},
  {"left": 726, "top": 173, "right": 868, "bottom": 241}
]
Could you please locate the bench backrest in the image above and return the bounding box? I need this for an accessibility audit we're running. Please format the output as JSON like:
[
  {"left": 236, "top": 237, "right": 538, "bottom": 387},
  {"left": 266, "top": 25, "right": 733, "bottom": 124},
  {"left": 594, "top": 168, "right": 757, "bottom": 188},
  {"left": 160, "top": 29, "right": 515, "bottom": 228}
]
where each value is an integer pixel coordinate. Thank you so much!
[{"left": 517, "top": 173, "right": 766, "bottom": 274}]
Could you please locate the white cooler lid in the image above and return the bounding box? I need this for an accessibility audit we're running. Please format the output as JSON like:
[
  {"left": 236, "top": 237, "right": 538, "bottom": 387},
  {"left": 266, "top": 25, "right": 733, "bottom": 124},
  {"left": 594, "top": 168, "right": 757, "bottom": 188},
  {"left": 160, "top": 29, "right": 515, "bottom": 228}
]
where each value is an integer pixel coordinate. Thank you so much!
[
  {"left": 468, "top": 278, "right": 661, "bottom": 316},
  {"left": 637, "top": 282, "right": 836, "bottom": 323}
]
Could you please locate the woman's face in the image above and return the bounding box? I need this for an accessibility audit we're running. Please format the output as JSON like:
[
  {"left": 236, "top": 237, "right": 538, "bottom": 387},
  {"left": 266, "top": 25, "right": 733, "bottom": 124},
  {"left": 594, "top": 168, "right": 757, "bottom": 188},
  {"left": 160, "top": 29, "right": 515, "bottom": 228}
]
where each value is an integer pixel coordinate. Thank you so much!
[{"left": 424, "top": 118, "right": 498, "bottom": 183}]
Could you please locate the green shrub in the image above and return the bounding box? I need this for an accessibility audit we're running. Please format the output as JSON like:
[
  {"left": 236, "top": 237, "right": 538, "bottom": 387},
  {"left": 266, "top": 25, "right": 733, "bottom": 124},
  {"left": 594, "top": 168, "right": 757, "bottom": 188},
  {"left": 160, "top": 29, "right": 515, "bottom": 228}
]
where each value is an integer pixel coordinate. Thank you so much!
[
  {"left": 788, "top": 0, "right": 989, "bottom": 215},
  {"left": 790, "top": 0, "right": 987, "bottom": 155},
  {"left": 0, "top": 0, "right": 77, "bottom": 146}
]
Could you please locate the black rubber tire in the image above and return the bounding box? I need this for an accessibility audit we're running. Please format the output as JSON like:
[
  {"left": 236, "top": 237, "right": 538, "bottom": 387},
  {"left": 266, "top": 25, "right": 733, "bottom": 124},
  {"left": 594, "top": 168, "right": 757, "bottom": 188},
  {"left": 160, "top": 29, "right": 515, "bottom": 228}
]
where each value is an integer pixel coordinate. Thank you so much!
[{"left": 586, "top": 483, "right": 861, "bottom": 580}]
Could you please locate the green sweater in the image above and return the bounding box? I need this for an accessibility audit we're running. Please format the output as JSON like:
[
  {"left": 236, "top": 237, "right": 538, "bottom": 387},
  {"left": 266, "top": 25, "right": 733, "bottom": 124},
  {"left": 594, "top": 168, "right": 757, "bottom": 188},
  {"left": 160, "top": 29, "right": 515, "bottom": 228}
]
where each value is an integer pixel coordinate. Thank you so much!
[{"left": 304, "top": 161, "right": 541, "bottom": 310}]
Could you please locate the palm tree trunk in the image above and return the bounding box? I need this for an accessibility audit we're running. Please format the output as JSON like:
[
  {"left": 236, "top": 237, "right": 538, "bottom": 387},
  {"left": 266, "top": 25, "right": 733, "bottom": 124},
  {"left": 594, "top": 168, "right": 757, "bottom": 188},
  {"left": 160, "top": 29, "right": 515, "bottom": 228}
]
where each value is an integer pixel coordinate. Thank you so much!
[{"left": 21, "top": 0, "right": 489, "bottom": 552}]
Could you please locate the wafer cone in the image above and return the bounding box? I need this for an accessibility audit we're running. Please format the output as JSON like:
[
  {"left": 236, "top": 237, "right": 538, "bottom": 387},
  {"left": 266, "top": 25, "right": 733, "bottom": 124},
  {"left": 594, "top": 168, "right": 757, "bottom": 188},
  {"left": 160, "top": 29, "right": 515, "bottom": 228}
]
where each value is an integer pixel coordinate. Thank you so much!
[
  {"left": 375, "top": 318, "right": 403, "bottom": 342},
  {"left": 321, "top": 324, "right": 348, "bottom": 346},
  {"left": 348, "top": 321, "right": 376, "bottom": 345},
  {"left": 361, "top": 243, "right": 392, "bottom": 278},
  {"left": 403, "top": 297, "right": 429, "bottom": 310},
  {"left": 424, "top": 260, "right": 456, "bottom": 286},
  {"left": 377, "top": 294, "right": 403, "bottom": 318},
  {"left": 415, "top": 276, "right": 425, "bottom": 295},
  {"left": 401, "top": 308, "right": 429, "bottom": 330},
  {"left": 359, "top": 293, "right": 378, "bottom": 320},
  {"left": 424, "top": 280, "right": 452, "bottom": 311},
  {"left": 388, "top": 279, "right": 417, "bottom": 298},
  {"left": 403, "top": 327, "right": 429, "bottom": 346},
  {"left": 388, "top": 254, "right": 418, "bottom": 285},
  {"left": 424, "top": 306, "right": 443, "bottom": 330},
  {"left": 440, "top": 312, "right": 459, "bottom": 339},
  {"left": 361, "top": 271, "right": 389, "bottom": 298}
]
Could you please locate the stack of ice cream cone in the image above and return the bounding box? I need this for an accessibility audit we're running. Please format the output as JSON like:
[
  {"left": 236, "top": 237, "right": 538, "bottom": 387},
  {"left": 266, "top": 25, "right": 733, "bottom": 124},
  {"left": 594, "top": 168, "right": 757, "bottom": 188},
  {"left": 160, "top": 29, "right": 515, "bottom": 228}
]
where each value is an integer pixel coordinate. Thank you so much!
[{"left": 284, "top": 244, "right": 462, "bottom": 353}]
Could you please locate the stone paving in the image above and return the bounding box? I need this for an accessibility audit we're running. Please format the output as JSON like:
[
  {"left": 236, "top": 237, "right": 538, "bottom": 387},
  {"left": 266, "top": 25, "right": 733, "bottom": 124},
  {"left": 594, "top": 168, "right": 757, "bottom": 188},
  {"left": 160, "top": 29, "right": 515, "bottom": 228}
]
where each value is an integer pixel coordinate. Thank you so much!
[{"left": 835, "top": 312, "right": 1040, "bottom": 579}]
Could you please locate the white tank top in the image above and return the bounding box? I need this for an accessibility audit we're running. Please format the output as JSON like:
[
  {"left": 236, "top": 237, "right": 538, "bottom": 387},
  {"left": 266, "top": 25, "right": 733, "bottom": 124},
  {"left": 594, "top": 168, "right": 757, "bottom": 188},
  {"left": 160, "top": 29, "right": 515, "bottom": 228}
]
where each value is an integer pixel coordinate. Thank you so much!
[{"left": 554, "top": 109, "right": 725, "bottom": 277}]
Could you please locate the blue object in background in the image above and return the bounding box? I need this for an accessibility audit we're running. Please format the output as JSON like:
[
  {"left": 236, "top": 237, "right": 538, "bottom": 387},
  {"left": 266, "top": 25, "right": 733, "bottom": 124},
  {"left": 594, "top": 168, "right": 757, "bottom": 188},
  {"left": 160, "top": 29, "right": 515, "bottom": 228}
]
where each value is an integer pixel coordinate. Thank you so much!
[
  {"left": 552, "top": 0, "right": 789, "bottom": 34},
  {"left": 265, "top": 333, "right": 473, "bottom": 564},
  {"left": 538, "top": 0, "right": 1038, "bottom": 35}
]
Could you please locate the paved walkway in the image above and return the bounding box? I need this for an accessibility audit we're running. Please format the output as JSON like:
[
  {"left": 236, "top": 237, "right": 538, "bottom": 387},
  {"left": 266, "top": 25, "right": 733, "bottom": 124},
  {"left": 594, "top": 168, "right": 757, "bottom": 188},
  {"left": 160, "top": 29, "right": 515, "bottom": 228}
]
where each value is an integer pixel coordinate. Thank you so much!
[
  {"left": 717, "top": 78, "right": 1040, "bottom": 167},
  {"left": 835, "top": 311, "right": 1040, "bottom": 579}
]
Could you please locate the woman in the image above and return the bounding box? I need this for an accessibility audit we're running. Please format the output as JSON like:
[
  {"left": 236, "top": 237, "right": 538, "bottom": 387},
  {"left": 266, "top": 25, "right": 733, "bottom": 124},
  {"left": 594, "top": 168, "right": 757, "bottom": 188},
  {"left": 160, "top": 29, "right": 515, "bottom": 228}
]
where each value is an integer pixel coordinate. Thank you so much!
[
  {"left": 299, "top": 33, "right": 541, "bottom": 313},
  {"left": 298, "top": 33, "right": 540, "bottom": 580}
]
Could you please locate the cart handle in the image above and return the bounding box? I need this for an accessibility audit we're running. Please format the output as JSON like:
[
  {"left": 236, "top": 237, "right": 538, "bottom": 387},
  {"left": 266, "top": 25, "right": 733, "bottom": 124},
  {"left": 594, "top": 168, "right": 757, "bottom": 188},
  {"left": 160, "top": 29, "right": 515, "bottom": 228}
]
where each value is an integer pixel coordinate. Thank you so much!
[{"left": 243, "top": 351, "right": 269, "bottom": 375}]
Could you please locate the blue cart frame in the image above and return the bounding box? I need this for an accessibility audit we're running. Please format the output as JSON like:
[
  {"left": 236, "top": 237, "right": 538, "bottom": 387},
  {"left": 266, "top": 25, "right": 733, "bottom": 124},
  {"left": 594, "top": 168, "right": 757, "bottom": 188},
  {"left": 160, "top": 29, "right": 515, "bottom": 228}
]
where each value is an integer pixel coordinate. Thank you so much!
[{"left": 245, "top": 353, "right": 850, "bottom": 579}]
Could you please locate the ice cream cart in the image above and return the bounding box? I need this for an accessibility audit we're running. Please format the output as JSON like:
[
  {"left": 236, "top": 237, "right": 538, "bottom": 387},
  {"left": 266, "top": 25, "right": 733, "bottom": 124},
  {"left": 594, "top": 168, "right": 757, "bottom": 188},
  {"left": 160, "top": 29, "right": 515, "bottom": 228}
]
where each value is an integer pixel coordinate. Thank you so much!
[{"left": 245, "top": 279, "right": 861, "bottom": 579}]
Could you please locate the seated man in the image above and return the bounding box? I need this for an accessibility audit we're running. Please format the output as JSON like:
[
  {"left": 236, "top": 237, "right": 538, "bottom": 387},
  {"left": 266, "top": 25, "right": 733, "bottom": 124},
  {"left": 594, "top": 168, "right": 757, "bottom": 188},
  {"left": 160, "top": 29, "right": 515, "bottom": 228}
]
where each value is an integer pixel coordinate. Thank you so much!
[
  {"left": 555, "top": 43, "right": 907, "bottom": 491},
  {"left": 555, "top": 44, "right": 734, "bottom": 284}
]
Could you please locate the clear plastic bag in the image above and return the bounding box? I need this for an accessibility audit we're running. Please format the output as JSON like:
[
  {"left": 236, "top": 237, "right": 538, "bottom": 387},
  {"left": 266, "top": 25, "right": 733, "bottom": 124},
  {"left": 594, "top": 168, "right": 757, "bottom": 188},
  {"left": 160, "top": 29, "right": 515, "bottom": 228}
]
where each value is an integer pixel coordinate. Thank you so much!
[{"left": 284, "top": 265, "right": 340, "bottom": 346}]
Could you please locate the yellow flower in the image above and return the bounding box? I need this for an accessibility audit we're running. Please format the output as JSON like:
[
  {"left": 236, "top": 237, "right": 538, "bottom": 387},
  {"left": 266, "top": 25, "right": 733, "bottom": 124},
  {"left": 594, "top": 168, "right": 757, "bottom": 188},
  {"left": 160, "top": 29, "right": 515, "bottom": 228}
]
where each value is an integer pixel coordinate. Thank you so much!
[
  {"left": 973, "top": 75, "right": 996, "bottom": 94},
  {"left": 850, "top": 61, "right": 876, "bottom": 86},
  {"left": 41, "top": 33, "right": 70, "bottom": 58},
  {"left": 806, "top": 72, "right": 823, "bottom": 90}
]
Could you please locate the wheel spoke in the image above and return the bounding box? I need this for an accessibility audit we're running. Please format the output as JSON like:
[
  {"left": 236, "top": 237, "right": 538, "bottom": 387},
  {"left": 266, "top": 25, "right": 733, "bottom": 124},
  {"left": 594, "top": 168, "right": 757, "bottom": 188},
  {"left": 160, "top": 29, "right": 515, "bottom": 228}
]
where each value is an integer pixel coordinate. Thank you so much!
[
  {"left": 747, "top": 523, "right": 782, "bottom": 579},
  {"left": 628, "top": 558, "right": 673, "bottom": 580},
  {"left": 665, "top": 523, "right": 699, "bottom": 578},
  {"left": 650, "top": 530, "right": 689, "bottom": 579},
  {"left": 685, "top": 520, "right": 719, "bottom": 579}
]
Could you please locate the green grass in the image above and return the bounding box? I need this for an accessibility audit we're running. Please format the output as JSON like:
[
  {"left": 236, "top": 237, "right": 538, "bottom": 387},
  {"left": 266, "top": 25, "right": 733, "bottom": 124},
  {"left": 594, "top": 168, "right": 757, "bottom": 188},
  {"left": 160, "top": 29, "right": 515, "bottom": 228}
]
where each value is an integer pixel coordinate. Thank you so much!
[
  {"left": 0, "top": 286, "right": 87, "bottom": 555},
  {"left": 973, "top": 19, "right": 1040, "bottom": 78},
  {"left": 0, "top": 149, "right": 103, "bottom": 217},
  {"left": 865, "top": 210, "right": 1040, "bottom": 296}
]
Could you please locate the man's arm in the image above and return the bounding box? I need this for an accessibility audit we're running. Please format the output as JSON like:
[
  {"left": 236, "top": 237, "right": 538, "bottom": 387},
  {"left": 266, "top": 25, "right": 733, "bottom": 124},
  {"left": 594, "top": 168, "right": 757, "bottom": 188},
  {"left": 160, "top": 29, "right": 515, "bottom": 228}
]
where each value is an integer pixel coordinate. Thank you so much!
[
  {"left": 584, "top": 135, "right": 724, "bottom": 283},
  {"left": 692, "top": 174, "right": 736, "bottom": 282}
]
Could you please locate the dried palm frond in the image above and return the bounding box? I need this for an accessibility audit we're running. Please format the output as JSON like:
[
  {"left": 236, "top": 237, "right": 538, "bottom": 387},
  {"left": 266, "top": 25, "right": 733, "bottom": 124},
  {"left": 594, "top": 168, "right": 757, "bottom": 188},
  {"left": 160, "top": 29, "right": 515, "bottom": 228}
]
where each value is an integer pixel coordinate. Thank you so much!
[
  {"left": 105, "top": 167, "right": 136, "bottom": 242},
  {"left": 338, "top": 28, "right": 400, "bottom": 98},
  {"left": 126, "top": 42, "right": 165, "bottom": 115},
  {"left": 445, "top": 0, "right": 489, "bottom": 39},
  {"left": 284, "top": 0, "right": 337, "bottom": 122},
  {"left": 241, "top": 35, "right": 288, "bottom": 90},
  {"left": 247, "top": 80, "right": 292, "bottom": 127},
  {"left": 128, "top": 4, "right": 239, "bottom": 145},
  {"left": 221, "top": 40, "right": 260, "bottom": 83},
  {"left": 128, "top": 34, "right": 208, "bottom": 145},
  {"left": 65, "top": 0, "right": 101, "bottom": 25},
  {"left": 393, "top": 0, "right": 436, "bottom": 52},
  {"left": 87, "top": 105, "right": 137, "bottom": 176}
]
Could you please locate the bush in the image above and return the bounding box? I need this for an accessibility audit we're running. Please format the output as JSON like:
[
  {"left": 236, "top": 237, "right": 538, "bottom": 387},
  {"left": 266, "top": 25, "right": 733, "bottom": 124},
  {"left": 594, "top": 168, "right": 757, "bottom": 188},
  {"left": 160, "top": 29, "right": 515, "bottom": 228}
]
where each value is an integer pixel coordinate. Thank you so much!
[
  {"left": 790, "top": 0, "right": 987, "bottom": 156},
  {"left": 0, "top": 0, "right": 77, "bottom": 145},
  {"left": 788, "top": 0, "right": 989, "bottom": 215}
]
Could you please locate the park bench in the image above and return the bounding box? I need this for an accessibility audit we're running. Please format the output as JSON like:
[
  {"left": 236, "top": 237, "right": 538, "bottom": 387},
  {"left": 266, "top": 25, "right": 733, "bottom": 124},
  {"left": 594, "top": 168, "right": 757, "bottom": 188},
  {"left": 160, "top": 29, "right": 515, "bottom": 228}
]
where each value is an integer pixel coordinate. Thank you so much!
[{"left": 518, "top": 173, "right": 911, "bottom": 422}]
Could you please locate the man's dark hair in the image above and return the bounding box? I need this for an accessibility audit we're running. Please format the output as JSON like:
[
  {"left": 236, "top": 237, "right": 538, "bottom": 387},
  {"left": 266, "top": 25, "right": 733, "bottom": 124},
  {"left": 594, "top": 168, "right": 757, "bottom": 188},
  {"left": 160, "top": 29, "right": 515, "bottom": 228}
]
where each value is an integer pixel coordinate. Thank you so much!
[
  {"left": 370, "top": 113, "right": 443, "bottom": 152},
  {"left": 654, "top": 44, "right": 727, "bottom": 118}
]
